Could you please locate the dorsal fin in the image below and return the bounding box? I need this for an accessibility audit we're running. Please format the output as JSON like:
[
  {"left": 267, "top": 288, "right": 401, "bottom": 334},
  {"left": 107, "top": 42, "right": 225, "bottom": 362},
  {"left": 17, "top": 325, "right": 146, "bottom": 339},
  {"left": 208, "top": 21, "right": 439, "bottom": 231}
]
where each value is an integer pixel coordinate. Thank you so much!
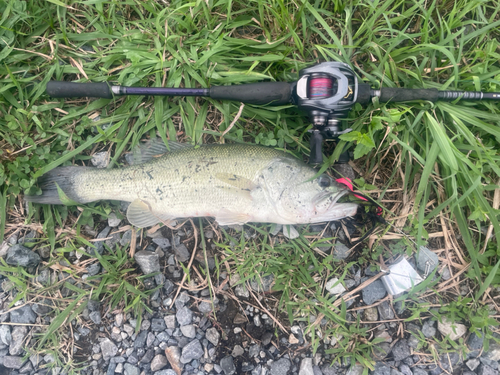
[{"left": 131, "top": 138, "right": 194, "bottom": 164}]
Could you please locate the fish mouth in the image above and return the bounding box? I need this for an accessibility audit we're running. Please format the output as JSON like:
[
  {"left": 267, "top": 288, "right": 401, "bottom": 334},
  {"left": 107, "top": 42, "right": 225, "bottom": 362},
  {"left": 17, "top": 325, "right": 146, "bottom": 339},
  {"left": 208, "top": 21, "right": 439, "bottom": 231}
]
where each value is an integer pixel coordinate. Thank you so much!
[
  {"left": 310, "top": 189, "right": 357, "bottom": 222},
  {"left": 312, "top": 189, "right": 349, "bottom": 209}
]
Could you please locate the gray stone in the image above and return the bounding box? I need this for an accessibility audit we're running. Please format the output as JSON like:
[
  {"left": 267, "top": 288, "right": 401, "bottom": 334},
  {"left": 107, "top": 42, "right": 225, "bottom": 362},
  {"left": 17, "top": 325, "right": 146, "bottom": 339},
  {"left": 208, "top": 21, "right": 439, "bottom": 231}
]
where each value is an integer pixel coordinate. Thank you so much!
[
  {"left": 164, "top": 315, "right": 176, "bottom": 329},
  {"left": 180, "top": 339, "right": 203, "bottom": 363},
  {"left": 5, "top": 245, "right": 41, "bottom": 267},
  {"left": 467, "top": 359, "right": 480, "bottom": 371},
  {"left": 180, "top": 324, "right": 196, "bottom": 339},
  {"left": 220, "top": 356, "right": 236, "bottom": 375},
  {"left": 468, "top": 332, "right": 484, "bottom": 350},
  {"left": 86, "top": 263, "right": 101, "bottom": 276},
  {"left": 120, "top": 229, "right": 139, "bottom": 246},
  {"left": 0, "top": 325, "right": 11, "bottom": 346},
  {"left": 377, "top": 301, "right": 394, "bottom": 320},
  {"left": 134, "top": 250, "right": 160, "bottom": 275},
  {"left": 373, "top": 363, "right": 391, "bottom": 375},
  {"left": 437, "top": 317, "right": 466, "bottom": 340},
  {"left": 206, "top": 328, "right": 220, "bottom": 346},
  {"left": 88, "top": 226, "right": 111, "bottom": 256},
  {"left": 91, "top": 151, "right": 109, "bottom": 168},
  {"left": 10, "top": 305, "right": 36, "bottom": 324},
  {"left": 422, "top": 320, "right": 436, "bottom": 338},
  {"left": 151, "top": 318, "right": 167, "bottom": 331},
  {"left": 249, "top": 344, "right": 260, "bottom": 358},
  {"left": 412, "top": 369, "right": 428, "bottom": 375},
  {"left": 151, "top": 354, "right": 168, "bottom": 372},
  {"left": 198, "top": 301, "right": 214, "bottom": 313},
  {"left": 478, "top": 364, "right": 498, "bottom": 375},
  {"left": 333, "top": 242, "right": 351, "bottom": 260},
  {"left": 392, "top": 339, "right": 411, "bottom": 361},
  {"left": 235, "top": 284, "right": 250, "bottom": 298},
  {"left": 134, "top": 330, "right": 148, "bottom": 348},
  {"left": 270, "top": 358, "right": 291, "bottom": 375},
  {"left": 89, "top": 311, "right": 102, "bottom": 325},
  {"left": 482, "top": 341, "right": 500, "bottom": 361},
  {"left": 153, "top": 237, "right": 171, "bottom": 249},
  {"left": 154, "top": 371, "right": 177, "bottom": 375},
  {"left": 325, "top": 278, "right": 346, "bottom": 295},
  {"left": 100, "top": 338, "right": 118, "bottom": 360},
  {"left": 176, "top": 306, "right": 193, "bottom": 326},
  {"left": 232, "top": 345, "right": 244, "bottom": 357},
  {"left": 361, "top": 280, "right": 387, "bottom": 305},
  {"left": 107, "top": 212, "right": 121, "bottom": 227},
  {"left": 174, "top": 244, "right": 190, "bottom": 262},
  {"left": 3, "top": 356, "right": 25, "bottom": 369},
  {"left": 123, "top": 363, "right": 140, "bottom": 375},
  {"left": 299, "top": 358, "right": 315, "bottom": 375},
  {"left": 164, "top": 279, "right": 175, "bottom": 294},
  {"left": 364, "top": 307, "right": 378, "bottom": 321},
  {"left": 400, "top": 364, "right": 413, "bottom": 375},
  {"left": 250, "top": 274, "right": 274, "bottom": 292}
]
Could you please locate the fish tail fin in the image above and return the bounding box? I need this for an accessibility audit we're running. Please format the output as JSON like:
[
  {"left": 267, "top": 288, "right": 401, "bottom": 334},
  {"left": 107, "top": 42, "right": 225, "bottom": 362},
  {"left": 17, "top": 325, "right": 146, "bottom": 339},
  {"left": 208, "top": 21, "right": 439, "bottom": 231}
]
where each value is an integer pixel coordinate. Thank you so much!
[{"left": 25, "top": 166, "right": 88, "bottom": 204}]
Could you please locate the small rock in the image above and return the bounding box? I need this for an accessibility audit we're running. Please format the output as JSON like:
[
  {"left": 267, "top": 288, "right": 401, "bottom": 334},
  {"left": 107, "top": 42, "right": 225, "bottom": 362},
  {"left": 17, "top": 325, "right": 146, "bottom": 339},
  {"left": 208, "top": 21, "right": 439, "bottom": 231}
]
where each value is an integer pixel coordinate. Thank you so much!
[
  {"left": 174, "top": 243, "right": 190, "bottom": 262},
  {"left": 377, "top": 301, "right": 395, "bottom": 320},
  {"left": 392, "top": 339, "right": 411, "bottom": 361},
  {"left": 361, "top": 280, "right": 387, "bottom": 305},
  {"left": 299, "top": 358, "right": 315, "bottom": 375},
  {"left": 422, "top": 320, "right": 436, "bottom": 338},
  {"left": 9, "top": 326, "right": 27, "bottom": 355},
  {"left": 235, "top": 284, "right": 250, "bottom": 298},
  {"left": 333, "top": 242, "right": 350, "bottom": 260},
  {"left": 220, "top": 356, "right": 236, "bottom": 375},
  {"left": 416, "top": 247, "right": 438, "bottom": 274},
  {"left": 413, "top": 369, "right": 428, "bottom": 375},
  {"left": 467, "top": 359, "right": 480, "bottom": 371},
  {"left": 400, "top": 364, "right": 413, "bottom": 375},
  {"left": 325, "top": 278, "right": 346, "bottom": 296},
  {"left": 347, "top": 364, "right": 365, "bottom": 375},
  {"left": 5, "top": 245, "right": 41, "bottom": 267},
  {"left": 88, "top": 226, "right": 111, "bottom": 256},
  {"left": 151, "top": 354, "right": 168, "bottom": 372},
  {"left": 249, "top": 344, "right": 260, "bottom": 358},
  {"left": 233, "top": 313, "right": 247, "bottom": 324},
  {"left": 134, "top": 250, "right": 160, "bottom": 275},
  {"left": 108, "top": 213, "right": 121, "bottom": 227},
  {"left": 180, "top": 339, "right": 203, "bottom": 363},
  {"left": 123, "top": 363, "right": 140, "bottom": 375},
  {"left": 91, "top": 151, "right": 109, "bottom": 168},
  {"left": 151, "top": 318, "right": 166, "bottom": 331},
  {"left": 283, "top": 225, "right": 299, "bottom": 239},
  {"left": 0, "top": 325, "right": 12, "bottom": 346},
  {"left": 270, "top": 358, "right": 291, "bottom": 375},
  {"left": 250, "top": 274, "right": 274, "bottom": 292},
  {"left": 153, "top": 237, "right": 171, "bottom": 249},
  {"left": 482, "top": 341, "right": 500, "bottom": 361},
  {"left": 206, "top": 327, "right": 220, "bottom": 347},
  {"left": 165, "top": 346, "right": 183, "bottom": 375},
  {"left": 289, "top": 333, "right": 299, "bottom": 345},
  {"left": 439, "top": 267, "right": 451, "bottom": 280},
  {"left": 89, "top": 311, "right": 101, "bottom": 325},
  {"left": 176, "top": 306, "right": 193, "bottom": 326},
  {"left": 372, "top": 363, "right": 391, "bottom": 375},
  {"left": 437, "top": 317, "right": 467, "bottom": 340},
  {"left": 478, "top": 364, "right": 498, "bottom": 375},
  {"left": 363, "top": 307, "right": 378, "bottom": 321},
  {"left": 232, "top": 345, "right": 244, "bottom": 357},
  {"left": 100, "top": 338, "right": 118, "bottom": 360},
  {"left": 180, "top": 324, "right": 196, "bottom": 339},
  {"left": 10, "top": 305, "right": 37, "bottom": 324},
  {"left": 468, "top": 331, "right": 484, "bottom": 350},
  {"left": 3, "top": 356, "right": 25, "bottom": 369}
]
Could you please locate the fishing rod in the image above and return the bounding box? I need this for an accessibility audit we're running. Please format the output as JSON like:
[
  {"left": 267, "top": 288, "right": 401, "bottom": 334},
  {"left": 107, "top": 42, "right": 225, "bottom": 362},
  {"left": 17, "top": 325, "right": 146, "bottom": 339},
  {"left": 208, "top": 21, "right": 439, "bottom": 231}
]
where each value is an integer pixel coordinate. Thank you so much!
[{"left": 46, "top": 62, "right": 500, "bottom": 164}]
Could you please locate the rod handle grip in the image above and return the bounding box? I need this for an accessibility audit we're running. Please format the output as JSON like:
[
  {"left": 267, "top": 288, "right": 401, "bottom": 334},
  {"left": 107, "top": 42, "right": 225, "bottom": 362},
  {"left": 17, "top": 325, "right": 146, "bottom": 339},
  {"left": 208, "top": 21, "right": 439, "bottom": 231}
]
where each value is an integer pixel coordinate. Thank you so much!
[
  {"left": 379, "top": 87, "right": 439, "bottom": 102},
  {"left": 46, "top": 81, "right": 113, "bottom": 98},
  {"left": 210, "top": 82, "right": 292, "bottom": 105}
]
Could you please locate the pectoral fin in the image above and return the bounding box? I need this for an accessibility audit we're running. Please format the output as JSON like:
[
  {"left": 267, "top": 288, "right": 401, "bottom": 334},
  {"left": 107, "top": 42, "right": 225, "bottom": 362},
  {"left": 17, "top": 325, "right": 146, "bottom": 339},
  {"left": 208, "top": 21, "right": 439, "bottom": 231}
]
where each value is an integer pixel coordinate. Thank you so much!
[
  {"left": 216, "top": 209, "right": 252, "bottom": 226},
  {"left": 126, "top": 199, "right": 174, "bottom": 228}
]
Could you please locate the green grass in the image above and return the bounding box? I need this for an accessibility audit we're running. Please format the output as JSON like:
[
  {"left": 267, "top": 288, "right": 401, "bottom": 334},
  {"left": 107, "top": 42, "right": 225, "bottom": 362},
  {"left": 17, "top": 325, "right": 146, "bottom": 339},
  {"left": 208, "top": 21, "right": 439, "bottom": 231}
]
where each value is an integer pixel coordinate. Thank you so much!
[{"left": 1, "top": 0, "right": 500, "bottom": 370}]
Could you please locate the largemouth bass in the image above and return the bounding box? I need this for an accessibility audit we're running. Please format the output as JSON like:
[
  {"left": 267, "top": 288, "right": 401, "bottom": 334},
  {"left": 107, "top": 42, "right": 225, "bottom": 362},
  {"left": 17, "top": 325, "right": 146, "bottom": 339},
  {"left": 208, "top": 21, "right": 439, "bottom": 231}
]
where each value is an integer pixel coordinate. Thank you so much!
[{"left": 25, "top": 142, "right": 358, "bottom": 228}]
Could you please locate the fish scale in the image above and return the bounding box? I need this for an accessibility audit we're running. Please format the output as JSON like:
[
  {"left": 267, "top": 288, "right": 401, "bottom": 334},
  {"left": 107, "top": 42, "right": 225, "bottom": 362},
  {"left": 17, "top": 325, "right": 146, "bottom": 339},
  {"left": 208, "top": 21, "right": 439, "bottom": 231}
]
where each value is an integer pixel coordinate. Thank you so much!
[{"left": 26, "top": 143, "right": 358, "bottom": 227}]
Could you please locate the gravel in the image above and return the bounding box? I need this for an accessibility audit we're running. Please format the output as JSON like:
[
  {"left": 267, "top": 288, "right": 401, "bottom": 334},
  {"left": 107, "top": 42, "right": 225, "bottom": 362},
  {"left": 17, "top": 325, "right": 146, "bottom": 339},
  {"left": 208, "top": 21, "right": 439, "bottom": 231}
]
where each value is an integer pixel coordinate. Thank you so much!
[
  {"left": 361, "top": 279, "right": 387, "bottom": 305},
  {"left": 5, "top": 245, "right": 41, "bottom": 267},
  {"left": 180, "top": 339, "right": 203, "bottom": 363},
  {"left": 299, "top": 358, "right": 315, "bottom": 375},
  {"left": 325, "top": 277, "right": 346, "bottom": 295},
  {"left": 134, "top": 250, "right": 161, "bottom": 274},
  {"left": 10, "top": 305, "right": 37, "bottom": 324},
  {"left": 220, "top": 355, "right": 236, "bottom": 375},
  {"left": 176, "top": 306, "right": 193, "bottom": 326},
  {"left": 392, "top": 339, "right": 411, "bottom": 361},
  {"left": 269, "top": 358, "right": 291, "bottom": 375}
]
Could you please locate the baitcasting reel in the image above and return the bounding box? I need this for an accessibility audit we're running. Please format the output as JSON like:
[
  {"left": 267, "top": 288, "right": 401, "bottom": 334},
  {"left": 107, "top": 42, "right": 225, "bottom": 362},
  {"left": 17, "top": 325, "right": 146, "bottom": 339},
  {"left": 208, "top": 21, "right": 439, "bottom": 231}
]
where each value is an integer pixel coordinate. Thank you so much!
[{"left": 46, "top": 62, "right": 500, "bottom": 164}]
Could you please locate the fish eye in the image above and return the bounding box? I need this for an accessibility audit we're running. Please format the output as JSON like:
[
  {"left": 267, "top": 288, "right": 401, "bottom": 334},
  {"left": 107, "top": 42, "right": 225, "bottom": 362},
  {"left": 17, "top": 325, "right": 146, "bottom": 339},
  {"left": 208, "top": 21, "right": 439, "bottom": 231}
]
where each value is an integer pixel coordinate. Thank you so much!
[{"left": 318, "top": 174, "right": 331, "bottom": 188}]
